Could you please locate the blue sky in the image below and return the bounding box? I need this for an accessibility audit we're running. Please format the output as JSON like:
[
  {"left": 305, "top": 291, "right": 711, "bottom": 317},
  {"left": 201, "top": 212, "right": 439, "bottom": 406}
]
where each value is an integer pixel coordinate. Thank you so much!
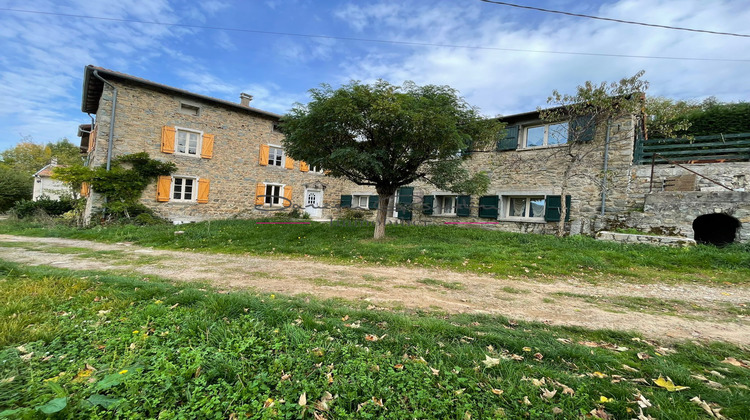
[{"left": 1, "top": 0, "right": 749, "bottom": 153}]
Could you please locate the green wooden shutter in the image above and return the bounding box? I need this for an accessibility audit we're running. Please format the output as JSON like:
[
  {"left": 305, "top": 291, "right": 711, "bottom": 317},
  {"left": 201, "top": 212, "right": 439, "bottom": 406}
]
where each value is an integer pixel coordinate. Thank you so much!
[
  {"left": 497, "top": 125, "right": 519, "bottom": 151},
  {"left": 397, "top": 187, "right": 413, "bottom": 220},
  {"left": 422, "top": 195, "right": 435, "bottom": 215},
  {"left": 544, "top": 195, "right": 572, "bottom": 222},
  {"left": 456, "top": 195, "right": 471, "bottom": 217},
  {"left": 570, "top": 115, "right": 595, "bottom": 143},
  {"left": 340, "top": 195, "right": 352, "bottom": 209},
  {"left": 368, "top": 195, "right": 379, "bottom": 210},
  {"left": 478, "top": 195, "right": 499, "bottom": 218}
]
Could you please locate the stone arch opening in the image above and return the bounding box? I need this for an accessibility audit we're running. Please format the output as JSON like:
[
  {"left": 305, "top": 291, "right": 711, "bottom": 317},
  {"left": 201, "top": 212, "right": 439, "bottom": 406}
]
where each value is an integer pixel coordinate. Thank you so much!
[{"left": 692, "top": 213, "right": 741, "bottom": 246}]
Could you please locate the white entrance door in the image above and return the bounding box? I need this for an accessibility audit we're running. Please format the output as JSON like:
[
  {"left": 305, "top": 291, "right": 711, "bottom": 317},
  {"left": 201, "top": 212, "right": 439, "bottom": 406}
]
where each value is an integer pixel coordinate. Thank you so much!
[{"left": 304, "top": 189, "right": 323, "bottom": 218}]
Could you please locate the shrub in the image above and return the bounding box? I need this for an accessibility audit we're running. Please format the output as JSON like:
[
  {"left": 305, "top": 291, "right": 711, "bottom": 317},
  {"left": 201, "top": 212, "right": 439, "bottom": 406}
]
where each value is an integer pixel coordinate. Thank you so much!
[{"left": 11, "top": 196, "right": 79, "bottom": 219}]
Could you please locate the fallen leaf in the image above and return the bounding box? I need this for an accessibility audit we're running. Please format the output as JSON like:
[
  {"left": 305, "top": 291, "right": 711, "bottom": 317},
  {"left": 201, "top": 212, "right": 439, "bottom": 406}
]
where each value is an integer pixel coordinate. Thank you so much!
[
  {"left": 556, "top": 338, "right": 572, "bottom": 344},
  {"left": 589, "top": 407, "right": 612, "bottom": 419},
  {"left": 315, "top": 392, "right": 333, "bottom": 411},
  {"left": 633, "top": 408, "right": 655, "bottom": 420},
  {"left": 393, "top": 364, "right": 404, "bottom": 370},
  {"left": 364, "top": 334, "right": 378, "bottom": 342},
  {"left": 483, "top": 355, "right": 501, "bottom": 368},
  {"left": 637, "top": 352, "right": 651, "bottom": 360},
  {"left": 491, "top": 388, "right": 504, "bottom": 396},
  {"left": 690, "top": 396, "right": 726, "bottom": 419},
  {"left": 523, "top": 396, "right": 531, "bottom": 406},
  {"left": 632, "top": 393, "right": 652, "bottom": 409},
  {"left": 591, "top": 371, "right": 608, "bottom": 378},
  {"left": 510, "top": 354, "right": 524, "bottom": 361},
  {"left": 721, "top": 357, "right": 750, "bottom": 368},
  {"left": 552, "top": 380, "right": 575, "bottom": 396},
  {"left": 621, "top": 364, "right": 639, "bottom": 372},
  {"left": 552, "top": 407, "right": 563, "bottom": 415},
  {"left": 298, "top": 392, "right": 307, "bottom": 407},
  {"left": 541, "top": 388, "right": 557, "bottom": 400},
  {"left": 341, "top": 315, "right": 349, "bottom": 321},
  {"left": 522, "top": 347, "right": 532, "bottom": 352},
  {"left": 533, "top": 352, "right": 544, "bottom": 361},
  {"left": 263, "top": 398, "right": 274, "bottom": 408},
  {"left": 0, "top": 376, "right": 14, "bottom": 384},
  {"left": 430, "top": 367, "right": 440, "bottom": 376},
  {"left": 653, "top": 375, "right": 689, "bottom": 392}
]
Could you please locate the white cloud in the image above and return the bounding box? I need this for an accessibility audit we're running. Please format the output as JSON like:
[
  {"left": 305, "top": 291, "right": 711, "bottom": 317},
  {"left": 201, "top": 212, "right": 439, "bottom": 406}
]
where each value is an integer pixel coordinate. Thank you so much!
[{"left": 333, "top": 0, "right": 750, "bottom": 116}]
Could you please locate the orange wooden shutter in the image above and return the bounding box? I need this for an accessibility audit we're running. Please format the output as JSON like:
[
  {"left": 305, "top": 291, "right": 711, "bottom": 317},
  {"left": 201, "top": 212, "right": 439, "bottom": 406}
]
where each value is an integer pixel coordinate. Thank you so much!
[
  {"left": 283, "top": 186, "right": 292, "bottom": 207},
  {"left": 161, "top": 126, "right": 176, "bottom": 154},
  {"left": 80, "top": 182, "right": 90, "bottom": 197},
  {"left": 258, "top": 145, "right": 269, "bottom": 166},
  {"left": 201, "top": 134, "right": 214, "bottom": 159},
  {"left": 285, "top": 156, "right": 294, "bottom": 169},
  {"left": 300, "top": 161, "right": 309, "bottom": 172},
  {"left": 197, "top": 179, "right": 210, "bottom": 203},
  {"left": 88, "top": 127, "right": 97, "bottom": 152},
  {"left": 157, "top": 176, "right": 172, "bottom": 202},
  {"left": 255, "top": 183, "right": 266, "bottom": 205}
]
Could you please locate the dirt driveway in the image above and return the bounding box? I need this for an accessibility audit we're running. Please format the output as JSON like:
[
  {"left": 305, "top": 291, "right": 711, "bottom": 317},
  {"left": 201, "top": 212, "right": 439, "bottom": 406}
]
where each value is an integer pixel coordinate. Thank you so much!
[{"left": 1, "top": 234, "right": 748, "bottom": 347}]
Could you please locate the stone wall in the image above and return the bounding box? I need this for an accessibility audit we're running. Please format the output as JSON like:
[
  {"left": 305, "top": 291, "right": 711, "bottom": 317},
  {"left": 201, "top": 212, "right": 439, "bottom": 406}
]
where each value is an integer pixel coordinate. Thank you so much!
[
  {"left": 84, "top": 79, "right": 354, "bottom": 223},
  {"left": 601, "top": 191, "right": 749, "bottom": 242},
  {"left": 333, "top": 115, "right": 638, "bottom": 236}
]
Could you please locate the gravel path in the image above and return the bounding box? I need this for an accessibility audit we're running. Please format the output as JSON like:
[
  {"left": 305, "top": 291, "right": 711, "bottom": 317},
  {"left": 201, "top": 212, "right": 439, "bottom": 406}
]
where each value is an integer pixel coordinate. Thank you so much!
[{"left": 1, "top": 234, "right": 748, "bottom": 347}]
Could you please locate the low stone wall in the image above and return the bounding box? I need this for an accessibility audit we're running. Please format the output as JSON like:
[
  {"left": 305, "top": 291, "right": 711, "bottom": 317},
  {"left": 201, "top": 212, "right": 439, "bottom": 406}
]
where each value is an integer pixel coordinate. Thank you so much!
[{"left": 596, "top": 231, "right": 696, "bottom": 247}]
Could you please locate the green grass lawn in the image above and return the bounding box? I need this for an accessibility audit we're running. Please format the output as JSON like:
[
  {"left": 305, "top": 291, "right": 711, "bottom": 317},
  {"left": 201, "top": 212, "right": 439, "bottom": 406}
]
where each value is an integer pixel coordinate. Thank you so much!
[
  {"left": 1, "top": 218, "right": 749, "bottom": 284},
  {"left": 1, "top": 259, "right": 749, "bottom": 419}
]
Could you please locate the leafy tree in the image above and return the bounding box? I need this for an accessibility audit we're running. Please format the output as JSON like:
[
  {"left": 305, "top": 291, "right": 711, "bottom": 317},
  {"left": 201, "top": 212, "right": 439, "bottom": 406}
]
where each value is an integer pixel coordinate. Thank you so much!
[
  {"left": 536, "top": 71, "right": 649, "bottom": 236},
  {"left": 0, "top": 166, "right": 33, "bottom": 212},
  {"left": 0, "top": 138, "right": 81, "bottom": 175},
  {"left": 644, "top": 96, "right": 698, "bottom": 138},
  {"left": 281, "top": 80, "right": 502, "bottom": 239}
]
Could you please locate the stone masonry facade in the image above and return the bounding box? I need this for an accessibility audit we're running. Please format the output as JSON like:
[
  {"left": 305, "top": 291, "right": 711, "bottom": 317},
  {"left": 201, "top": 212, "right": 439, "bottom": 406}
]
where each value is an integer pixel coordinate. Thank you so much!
[{"left": 82, "top": 67, "right": 352, "bottom": 223}]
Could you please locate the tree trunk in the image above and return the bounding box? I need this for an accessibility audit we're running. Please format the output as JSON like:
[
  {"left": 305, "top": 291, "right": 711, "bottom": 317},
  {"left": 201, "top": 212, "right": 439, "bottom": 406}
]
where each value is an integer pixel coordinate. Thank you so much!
[
  {"left": 556, "top": 164, "right": 573, "bottom": 237},
  {"left": 374, "top": 193, "right": 392, "bottom": 240}
]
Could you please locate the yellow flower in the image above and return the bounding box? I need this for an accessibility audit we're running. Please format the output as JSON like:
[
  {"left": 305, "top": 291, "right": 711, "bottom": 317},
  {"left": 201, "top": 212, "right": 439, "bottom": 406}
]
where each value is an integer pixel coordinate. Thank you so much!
[
  {"left": 119, "top": 369, "right": 128, "bottom": 375},
  {"left": 132, "top": 330, "right": 139, "bottom": 334},
  {"left": 270, "top": 294, "right": 275, "bottom": 299},
  {"left": 154, "top": 300, "right": 163, "bottom": 305},
  {"left": 599, "top": 396, "right": 613, "bottom": 403}
]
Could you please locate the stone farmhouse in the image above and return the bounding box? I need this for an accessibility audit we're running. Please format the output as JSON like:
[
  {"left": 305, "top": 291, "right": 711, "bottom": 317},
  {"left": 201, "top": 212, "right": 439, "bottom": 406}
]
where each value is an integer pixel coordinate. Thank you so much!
[
  {"left": 79, "top": 65, "right": 352, "bottom": 224},
  {"left": 78, "top": 66, "right": 749, "bottom": 244}
]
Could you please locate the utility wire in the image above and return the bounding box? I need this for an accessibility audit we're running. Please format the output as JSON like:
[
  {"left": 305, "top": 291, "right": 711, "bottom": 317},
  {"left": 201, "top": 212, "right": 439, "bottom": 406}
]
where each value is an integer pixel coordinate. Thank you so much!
[
  {"left": 1, "top": 7, "right": 749, "bottom": 62},
  {"left": 479, "top": 0, "right": 750, "bottom": 38}
]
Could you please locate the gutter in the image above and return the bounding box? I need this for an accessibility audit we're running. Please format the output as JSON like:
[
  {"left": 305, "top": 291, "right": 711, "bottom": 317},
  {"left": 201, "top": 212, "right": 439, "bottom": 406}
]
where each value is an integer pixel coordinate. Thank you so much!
[{"left": 92, "top": 70, "right": 117, "bottom": 171}]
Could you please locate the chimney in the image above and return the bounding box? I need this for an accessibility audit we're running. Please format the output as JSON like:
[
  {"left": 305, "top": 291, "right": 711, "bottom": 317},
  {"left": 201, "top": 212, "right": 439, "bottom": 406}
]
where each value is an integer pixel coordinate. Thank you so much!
[{"left": 240, "top": 93, "right": 253, "bottom": 106}]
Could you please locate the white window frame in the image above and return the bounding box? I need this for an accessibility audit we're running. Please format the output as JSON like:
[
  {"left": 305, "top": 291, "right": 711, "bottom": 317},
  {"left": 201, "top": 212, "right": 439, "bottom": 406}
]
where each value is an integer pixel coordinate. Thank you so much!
[
  {"left": 175, "top": 127, "right": 203, "bottom": 157},
  {"left": 522, "top": 122, "right": 568, "bottom": 149},
  {"left": 502, "top": 195, "right": 546, "bottom": 221},
  {"left": 309, "top": 166, "right": 325, "bottom": 174},
  {"left": 263, "top": 182, "right": 286, "bottom": 207},
  {"left": 171, "top": 176, "right": 198, "bottom": 202},
  {"left": 352, "top": 195, "right": 370, "bottom": 209},
  {"left": 268, "top": 144, "right": 284, "bottom": 167},
  {"left": 434, "top": 195, "right": 457, "bottom": 216}
]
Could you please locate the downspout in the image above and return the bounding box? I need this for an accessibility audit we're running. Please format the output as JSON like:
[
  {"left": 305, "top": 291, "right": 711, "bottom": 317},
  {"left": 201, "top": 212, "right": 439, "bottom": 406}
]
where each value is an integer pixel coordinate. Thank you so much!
[
  {"left": 85, "top": 113, "right": 95, "bottom": 167},
  {"left": 92, "top": 70, "right": 117, "bottom": 171},
  {"left": 600, "top": 119, "right": 612, "bottom": 217}
]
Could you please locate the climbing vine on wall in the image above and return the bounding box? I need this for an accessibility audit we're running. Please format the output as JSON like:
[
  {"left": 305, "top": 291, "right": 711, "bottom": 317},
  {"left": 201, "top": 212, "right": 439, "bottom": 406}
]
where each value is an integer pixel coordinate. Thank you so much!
[{"left": 53, "top": 152, "right": 176, "bottom": 219}]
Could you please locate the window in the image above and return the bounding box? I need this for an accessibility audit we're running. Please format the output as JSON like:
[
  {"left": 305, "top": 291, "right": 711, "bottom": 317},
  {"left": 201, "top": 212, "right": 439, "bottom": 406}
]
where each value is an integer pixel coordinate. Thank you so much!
[
  {"left": 309, "top": 166, "right": 324, "bottom": 174},
  {"left": 272, "top": 123, "right": 282, "bottom": 133},
  {"left": 265, "top": 184, "right": 283, "bottom": 206},
  {"left": 353, "top": 195, "right": 369, "bottom": 209},
  {"left": 505, "top": 196, "right": 545, "bottom": 220},
  {"left": 176, "top": 128, "right": 201, "bottom": 156},
  {"left": 172, "top": 177, "right": 196, "bottom": 201},
  {"left": 268, "top": 146, "right": 284, "bottom": 167},
  {"left": 179, "top": 103, "right": 200, "bottom": 116},
  {"left": 434, "top": 195, "right": 457, "bottom": 215},
  {"left": 523, "top": 122, "right": 568, "bottom": 148}
]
